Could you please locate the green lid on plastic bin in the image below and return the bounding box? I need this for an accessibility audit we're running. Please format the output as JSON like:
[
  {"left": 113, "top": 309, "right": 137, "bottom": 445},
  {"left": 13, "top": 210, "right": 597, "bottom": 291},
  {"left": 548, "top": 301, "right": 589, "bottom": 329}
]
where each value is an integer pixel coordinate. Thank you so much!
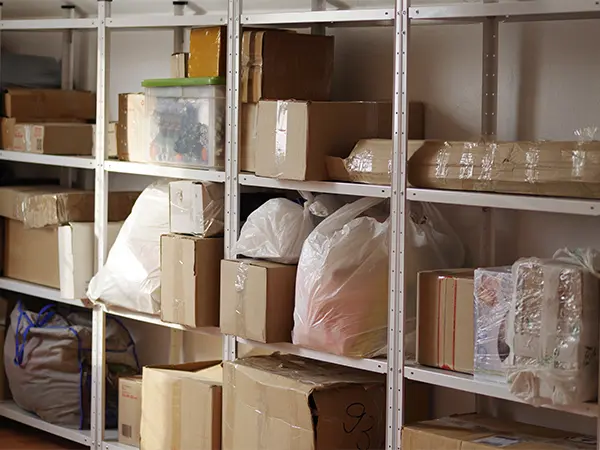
[{"left": 142, "top": 77, "right": 226, "bottom": 87}]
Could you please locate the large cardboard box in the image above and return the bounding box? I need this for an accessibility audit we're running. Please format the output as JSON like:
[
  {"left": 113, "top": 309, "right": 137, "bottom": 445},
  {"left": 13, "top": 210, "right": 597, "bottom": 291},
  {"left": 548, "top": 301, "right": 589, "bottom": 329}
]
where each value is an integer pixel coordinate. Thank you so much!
[
  {"left": 240, "top": 103, "right": 258, "bottom": 172},
  {"left": 168, "top": 181, "right": 224, "bottom": 237},
  {"left": 223, "top": 354, "right": 386, "bottom": 450},
  {"left": 402, "top": 414, "right": 596, "bottom": 450},
  {"left": 141, "top": 361, "right": 222, "bottom": 450},
  {"left": 118, "top": 376, "right": 142, "bottom": 447},
  {"left": 0, "top": 186, "right": 138, "bottom": 229},
  {"left": 417, "top": 269, "right": 475, "bottom": 374},
  {"left": 4, "top": 89, "right": 96, "bottom": 121},
  {"left": 2, "top": 119, "right": 94, "bottom": 155},
  {"left": 189, "top": 27, "right": 226, "bottom": 78},
  {"left": 220, "top": 259, "right": 296, "bottom": 343},
  {"left": 241, "top": 31, "right": 334, "bottom": 103},
  {"left": 117, "top": 93, "right": 146, "bottom": 162},
  {"left": 5, "top": 220, "right": 122, "bottom": 294},
  {"left": 256, "top": 101, "right": 392, "bottom": 181},
  {"left": 161, "top": 234, "right": 223, "bottom": 328}
]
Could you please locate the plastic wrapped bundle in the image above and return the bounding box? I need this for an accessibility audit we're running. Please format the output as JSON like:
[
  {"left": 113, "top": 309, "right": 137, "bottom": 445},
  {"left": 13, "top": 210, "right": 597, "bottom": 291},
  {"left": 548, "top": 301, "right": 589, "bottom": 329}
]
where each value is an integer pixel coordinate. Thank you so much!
[
  {"left": 506, "top": 250, "right": 600, "bottom": 406},
  {"left": 474, "top": 267, "right": 512, "bottom": 383}
]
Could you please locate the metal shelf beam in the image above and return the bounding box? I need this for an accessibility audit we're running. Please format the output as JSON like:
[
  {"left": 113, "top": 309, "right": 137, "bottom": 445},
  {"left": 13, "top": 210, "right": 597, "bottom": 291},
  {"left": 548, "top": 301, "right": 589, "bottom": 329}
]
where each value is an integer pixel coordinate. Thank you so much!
[
  {"left": 0, "top": 150, "right": 94, "bottom": 169},
  {"left": 0, "top": 18, "right": 97, "bottom": 30},
  {"left": 107, "top": 15, "right": 226, "bottom": 29},
  {"left": 0, "top": 277, "right": 90, "bottom": 308},
  {"left": 105, "top": 161, "right": 226, "bottom": 182},
  {"left": 242, "top": 8, "right": 394, "bottom": 27}
]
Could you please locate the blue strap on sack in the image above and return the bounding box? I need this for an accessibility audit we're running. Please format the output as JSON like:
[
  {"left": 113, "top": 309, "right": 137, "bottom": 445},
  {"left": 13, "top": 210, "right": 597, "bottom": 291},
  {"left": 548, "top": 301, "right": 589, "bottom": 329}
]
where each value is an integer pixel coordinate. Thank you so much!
[{"left": 14, "top": 302, "right": 56, "bottom": 366}]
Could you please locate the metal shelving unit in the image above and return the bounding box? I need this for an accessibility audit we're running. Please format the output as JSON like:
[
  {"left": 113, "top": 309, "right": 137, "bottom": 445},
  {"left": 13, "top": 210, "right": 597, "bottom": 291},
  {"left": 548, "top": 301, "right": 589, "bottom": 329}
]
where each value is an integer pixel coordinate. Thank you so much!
[{"left": 1, "top": 1, "right": 600, "bottom": 450}]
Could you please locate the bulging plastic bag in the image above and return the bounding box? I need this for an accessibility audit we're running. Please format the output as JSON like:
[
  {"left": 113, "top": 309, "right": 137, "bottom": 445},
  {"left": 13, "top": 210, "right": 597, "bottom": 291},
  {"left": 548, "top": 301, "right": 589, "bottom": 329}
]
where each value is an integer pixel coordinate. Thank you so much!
[
  {"left": 87, "top": 181, "right": 169, "bottom": 314},
  {"left": 293, "top": 199, "right": 464, "bottom": 358},
  {"left": 234, "top": 194, "right": 315, "bottom": 264}
]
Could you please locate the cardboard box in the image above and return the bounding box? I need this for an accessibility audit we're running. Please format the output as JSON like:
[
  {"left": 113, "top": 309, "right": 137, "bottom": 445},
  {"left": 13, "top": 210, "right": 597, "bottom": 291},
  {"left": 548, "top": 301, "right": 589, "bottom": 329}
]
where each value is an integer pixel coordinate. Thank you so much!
[
  {"left": 4, "top": 89, "right": 96, "bottom": 121},
  {"left": 0, "top": 186, "right": 138, "bottom": 229},
  {"left": 117, "top": 93, "right": 146, "bottom": 161},
  {"left": 189, "top": 27, "right": 226, "bottom": 78},
  {"left": 141, "top": 361, "right": 222, "bottom": 450},
  {"left": 5, "top": 219, "right": 122, "bottom": 293},
  {"left": 417, "top": 269, "right": 475, "bottom": 374},
  {"left": 220, "top": 259, "right": 296, "bottom": 343},
  {"left": 256, "top": 101, "right": 392, "bottom": 181},
  {"left": 402, "top": 414, "right": 596, "bottom": 450},
  {"left": 169, "top": 181, "right": 224, "bottom": 237},
  {"left": 161, "top": 234, "right": 223, "bottom": 328},
  {"left": 223, "top": 354, "right": 386, "bottom": 450},
  {"left": 240, "top": 103, "right": 258, "bottom": 172},
  {"left": 118, "top": 376, "right": 142, "bottom": 447},
  {"left": 1, "top": 119, "right": 93, "bottom": 155},
  {"left": 171, "top": 52, "right": 189, "bottom": 78},
  {"left": 241, "top": 31, "right": 334, "bottom": 103},
  {"left": 92, "top": 122, "right": 118, "bottom": 158}
]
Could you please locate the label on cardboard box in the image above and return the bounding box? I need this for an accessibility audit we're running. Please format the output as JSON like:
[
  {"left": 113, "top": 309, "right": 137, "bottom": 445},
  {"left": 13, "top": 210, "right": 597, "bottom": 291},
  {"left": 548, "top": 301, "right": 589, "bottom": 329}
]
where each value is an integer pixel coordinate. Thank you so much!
[
  {"left": 473, "top": 436, "right": 523, "bottom": 447},
  {"left": 168, "top": 181, "right": 224, "bottom": 237},
  {"left": 118, "top": 376, "right": 142, "bottom": 447}
]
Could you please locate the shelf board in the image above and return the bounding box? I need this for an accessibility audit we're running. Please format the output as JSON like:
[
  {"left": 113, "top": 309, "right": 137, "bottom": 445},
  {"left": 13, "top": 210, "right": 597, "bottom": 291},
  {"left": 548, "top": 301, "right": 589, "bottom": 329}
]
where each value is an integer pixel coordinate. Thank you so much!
[
  {"left": 242, "top": 8, "right": 394, "bottom": 27},
  {"left": 0, "top": 277, "right": 90, "bottom": 308},
  {"left": 104, "top": 440, "right": 137, "bottom": 450},
  {"left": 237, "top": 338, "right": 387, "bottom": 374},
  {"left": 240, "top": 174, "right": 390, "bottom": 198},
  {"left": 102, "top": 305, "right": 221, "bottom": 336},
  {"left": 105, "top": 160, "right": 225, "bottom": 182},
  {"left": 404, "top": 364, "right": 598, "bottom": 418},
  {"left": 107, "top": 14, "right": 227, "bottom": 29},
  {"left": 409, "top": 0, "right": 600, "bottom": 22},
  {"left": 408, "top": 188, "right": 600, "bottom": 216},
  {"left": 0, "top": 18, "right": 97, "bottom": 30},
  {"left": 0, "top": 150, "right": 94, "bottom": 169},
  {"left": 0, "top": 401, "right": 91, "bottom": 445}
]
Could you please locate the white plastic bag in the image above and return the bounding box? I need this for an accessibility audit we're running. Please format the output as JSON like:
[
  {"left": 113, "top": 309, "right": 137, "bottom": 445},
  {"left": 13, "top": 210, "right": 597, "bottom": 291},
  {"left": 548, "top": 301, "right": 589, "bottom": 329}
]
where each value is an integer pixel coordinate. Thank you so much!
[
  {"left": 234, "top": 194, "right": 314, "bottom": 264},
  {"left": 87, "top": 181, "right": 169, "bottom": 314},
  {"left": 293, "top": 199, "right": 465, "bottom": 358}
]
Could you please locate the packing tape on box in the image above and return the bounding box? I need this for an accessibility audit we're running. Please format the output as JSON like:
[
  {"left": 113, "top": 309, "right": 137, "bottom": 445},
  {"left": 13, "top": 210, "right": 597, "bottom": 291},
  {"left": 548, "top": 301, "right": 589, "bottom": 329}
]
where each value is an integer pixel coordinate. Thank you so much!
[
  {"left": 234, "top": 262, "right": 249, "bottom": 335},
  {"left": 274, "top": 101, "right": 289, "bottom": 178}
]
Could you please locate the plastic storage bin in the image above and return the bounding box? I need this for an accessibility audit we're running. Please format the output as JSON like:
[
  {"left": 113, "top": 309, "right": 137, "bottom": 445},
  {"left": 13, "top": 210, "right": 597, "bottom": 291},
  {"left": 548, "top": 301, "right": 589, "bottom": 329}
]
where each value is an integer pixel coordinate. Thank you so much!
[{"left": 142, "top": 77, "right": 226, "bottom": 169}]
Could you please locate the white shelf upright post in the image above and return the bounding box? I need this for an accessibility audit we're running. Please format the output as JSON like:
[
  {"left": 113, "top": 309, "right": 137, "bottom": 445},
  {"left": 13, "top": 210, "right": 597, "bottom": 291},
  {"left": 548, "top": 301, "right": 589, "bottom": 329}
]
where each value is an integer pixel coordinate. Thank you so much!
[
  {"left": 60, "top": 4, "right": 76, "bottom": 189},
  {"left": 223, "top": 0, "right": 242, "bottom": 362},
  {"left": 173, "top": 1, "right": 187, "bottom": 54},
  {"left": 92, "top": 1, "right": 110, "bottom": 449},
  {"left": 391, "top": 0, "right": 409, "bottom": 448},
  {"left": 311, "top": 0, "right": 326, "bottom": 35}
]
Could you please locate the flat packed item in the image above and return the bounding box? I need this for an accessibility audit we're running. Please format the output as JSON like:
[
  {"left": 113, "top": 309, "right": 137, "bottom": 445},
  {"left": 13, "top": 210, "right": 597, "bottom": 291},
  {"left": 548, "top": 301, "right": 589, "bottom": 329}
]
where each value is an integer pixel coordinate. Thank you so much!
[
  {"left": 293, "top": 197, "right": 390, "bottom": 357},
  {"left": 417, "top": 269, "right": 475, "bottom": 374},
  {"left": 189, "top": 27, "right": 226, "bottom": 78},
  {"left": 506, "top": 250, "right": 600, "bottom": 406},
  {"left": 474, "top": 266, "right": 513, "bottom": 383},
  {"left": 5, "top": 303, "right": 139, "bottom": 428},
  {"left": 241, "top": 30, "right": 334, "bottom": 103},
  {"left": 118, "top": 376, "right": 142, "bottom": 447},
  {"left": 88, "top": 182, "right": 170, "bottom": 315},
  {"left": 240, "top": 103, "right": 258, "bottom": 172},
  {"left": 402, "top": 414, "right": 595, "bottom": 450},
  {"left": 4, "top": 89, "right": 96, "bottom": 121},
  {"left": 256, "top": 100, "right": 392, "bottom": 181},
  {"left": 220, "top": 259, "right": 297, "bottom": 343},
  {"left": 234, "top": 197, "right": 314, "bottom": 264},
  {"left": 143, "top": 78, "right": 226, "bottom": 169},
  {"left": 169, "top": 180, "right": 224, "bottom": 237},
  {"left": 223, "top": 354, "right": 386, "bottom": 450},
  {"left": 1, "top": 119, "right": 93, "bottom": 155},
  {"left": 117, "top": 93, "right": 146, "bottom": 161},
  {"left": 141, "top": 361, "right": 222, "bottom": 450},
  {"left": 408, "top": 139, "right": 600, "bottom": 199},
  {"left": 2, "top": 51, "right": 61, "bottom": 89},
  {"left": 0, "top": 185, "right": 138, "bottom": 229},
  {"left": 160, "top": 234, "right": 223, "bottom": 328},
  {"left": 171, "top": 52, "right": 189, "bottom": 78}
]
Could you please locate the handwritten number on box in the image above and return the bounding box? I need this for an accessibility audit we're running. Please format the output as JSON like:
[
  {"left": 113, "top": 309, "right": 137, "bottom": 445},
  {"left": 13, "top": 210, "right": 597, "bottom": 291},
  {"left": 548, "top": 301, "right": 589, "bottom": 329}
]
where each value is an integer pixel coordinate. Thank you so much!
[{"left": 343, "top": 403, "right": 374, "bottom": 450}]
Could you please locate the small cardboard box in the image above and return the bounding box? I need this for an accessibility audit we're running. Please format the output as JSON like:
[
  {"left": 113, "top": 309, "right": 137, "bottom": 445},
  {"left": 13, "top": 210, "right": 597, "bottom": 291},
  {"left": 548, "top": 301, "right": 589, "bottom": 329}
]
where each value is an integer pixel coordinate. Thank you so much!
[
  {"left": 161, "top": 234, "right": 224, "bottom": 328},
  {"left": 240, "top": 103, "right": 258, "bottom": 172},
  {"left": 117, "top": 93, "right": 146, "bottom": 162},
  {"left": 220, "top": 259, "right": 296, "bottom": 343},
  {"left": 189, "top": 27, "right": 226, "bottom": 78},
  {"left": 2, "top": 119, "right": 94, "bottom": 155},
  {"left": 241, "top": 30, "right": 334, "bottom": 103},
  {"left": 223, "top": 354, "right": 386, "bottom": 450},
  {"left": 417, "top": 269, "right": 475, "bottom": 374},
  {"left": 402, "top": 414, "right": 595, "bottom": 450},
  {"left": 168, "top": 181, "right": 224, "bottom": 237},
  {"left": 3, "top": 89, "right": 96, "bottom": 121},
  {"left": 255, "top": 101, "right": 392, "bottom": 181},
  {"left": 141, "top": 361, "right": 222, "bottom": 450},
  {"left": 171, "top": 52, "right": 189, "bottom": 78},
  {"left": 118, "top": 376, "right": 142, "bottom": 447},
  {"left": 92, "top": 122, "right": 118, "bottom": 158}
]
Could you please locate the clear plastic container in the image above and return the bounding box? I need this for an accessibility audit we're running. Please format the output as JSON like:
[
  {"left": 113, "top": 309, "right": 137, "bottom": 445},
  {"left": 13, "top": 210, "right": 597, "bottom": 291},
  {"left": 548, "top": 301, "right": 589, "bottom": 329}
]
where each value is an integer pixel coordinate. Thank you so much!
[{"left": 142, "top": 77, "right": 226, "bottom": 169}]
